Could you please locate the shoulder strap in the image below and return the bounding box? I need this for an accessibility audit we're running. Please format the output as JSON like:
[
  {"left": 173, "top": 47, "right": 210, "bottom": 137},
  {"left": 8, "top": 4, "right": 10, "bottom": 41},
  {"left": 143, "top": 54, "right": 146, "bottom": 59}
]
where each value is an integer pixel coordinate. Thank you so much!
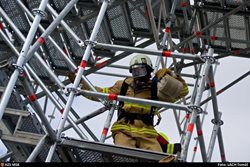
[
  {"left": 150, "top": 76, "right": 158, "bottom": 114},
  {"left": 119, "top": 78, "right": 129, "bottom": 95},
  {"left": 151, "top": 76, "right": 162, "bottom": 126},
  {"left": 117, "top": 78, "right": 129, "bottom": 119},
  {"left": 151, "top": 76, "right": 158, "bottom": 101}
]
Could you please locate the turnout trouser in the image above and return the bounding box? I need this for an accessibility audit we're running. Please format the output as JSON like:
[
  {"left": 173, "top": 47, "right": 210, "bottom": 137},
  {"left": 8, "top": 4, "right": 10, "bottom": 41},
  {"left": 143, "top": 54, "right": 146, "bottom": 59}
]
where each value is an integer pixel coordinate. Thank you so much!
[{"left": 113, "top": 131, "right": 163, "bottom": 152}]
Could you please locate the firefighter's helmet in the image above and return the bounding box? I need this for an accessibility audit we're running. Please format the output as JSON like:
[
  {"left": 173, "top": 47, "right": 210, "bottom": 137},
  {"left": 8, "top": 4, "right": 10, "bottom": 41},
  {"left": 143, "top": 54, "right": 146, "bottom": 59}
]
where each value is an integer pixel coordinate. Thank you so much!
[{"left": 129, "top": 55, "right": 153, "bottom": 78}]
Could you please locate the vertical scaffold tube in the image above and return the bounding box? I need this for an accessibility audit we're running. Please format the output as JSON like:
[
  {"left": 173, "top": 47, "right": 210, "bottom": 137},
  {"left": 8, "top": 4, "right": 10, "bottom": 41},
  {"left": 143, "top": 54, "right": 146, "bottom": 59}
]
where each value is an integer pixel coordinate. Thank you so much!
[
  {"left": 0, "top": 6, "right": 64, "bottom": 89},
  {"left": 0, "top": 0, "right": 48, "bottom": 120},
  {"left": 154, "top": 0, "right": 179, "bottom": 73},
  {"left": 191, "top": 63, "right": 218, "bottom": 162},
  {"left": 181, "top": 48, "right": 214, "bottom": 161},
  {"left": 45, "top": 0, "right": 110, "bottom": 162},
  {"left": 207, "top": 66, "right": 226, "bottom": 162},
  {"left": 0, "top": 21, "right": 87, "bottom": 141},
  {"left": 100, "top": 101, "right": 117, "bottom": 142},
  {"left": 26, "top": 135, "right": 48, "bottom": 162},
  {"left": 195, "top": 115, "right": 207, "bottom": 161},
  {"left": 16, "top": 0, "right": 102, "bottom": 101},
  {"left": 19, "top": 73, "right": 57, "bottom": 141},
  {"left": 55, "top": 0, "right": 109, "bottom": 141},
  {"left": 207, "top": 112, "right": 222, "bottom": 162}
]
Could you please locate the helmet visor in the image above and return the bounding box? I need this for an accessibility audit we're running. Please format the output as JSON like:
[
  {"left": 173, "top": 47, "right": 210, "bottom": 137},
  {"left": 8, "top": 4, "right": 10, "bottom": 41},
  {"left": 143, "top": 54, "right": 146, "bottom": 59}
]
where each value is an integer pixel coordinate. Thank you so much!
[{"left": 131, "top": 65, "right": 147, "bottom": 78}]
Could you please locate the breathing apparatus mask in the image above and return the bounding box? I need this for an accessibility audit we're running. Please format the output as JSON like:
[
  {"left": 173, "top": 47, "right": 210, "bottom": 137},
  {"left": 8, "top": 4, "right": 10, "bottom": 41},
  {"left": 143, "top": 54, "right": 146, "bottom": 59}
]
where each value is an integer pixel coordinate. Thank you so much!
[{"left": 129, "top": 55, "right": 154, "bottom": 87}]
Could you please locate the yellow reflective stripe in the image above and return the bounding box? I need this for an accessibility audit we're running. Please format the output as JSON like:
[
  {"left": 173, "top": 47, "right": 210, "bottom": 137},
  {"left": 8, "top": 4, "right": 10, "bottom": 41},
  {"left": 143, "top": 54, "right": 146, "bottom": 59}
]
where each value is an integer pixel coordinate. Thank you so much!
[
  {"left": 167, "top": 144, "right": 174, "bottom": 154},
  {"left": 102, "top": 87, "right": 109, "bottom": 93},
  {"left": 170, "top": 85, "right": 189, "bottom": 103},
  {"left": 111, "top": 125, "right": 157, "bottom": 134},
  {"left": 124, "top": 102, "right": 151, "bottom": 110},
  {"left": 171, "top": 144, "right": 174, "bottom": 154},
  {"left": 180, "top": 85, "right": 189, "bottom": 95},
  {"left": 111, "top": 124, "right": 158, "bottom": 136},
  {"left": 158, "top": 132, "right": 169, "bottom": 143}
]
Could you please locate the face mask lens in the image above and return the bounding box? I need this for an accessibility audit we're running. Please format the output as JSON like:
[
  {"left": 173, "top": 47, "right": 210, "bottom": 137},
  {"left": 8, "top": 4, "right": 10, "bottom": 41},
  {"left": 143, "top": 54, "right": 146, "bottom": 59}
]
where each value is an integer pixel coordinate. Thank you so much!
[{"left": 131, "top": 66, "right": 147, "bottom": 78}]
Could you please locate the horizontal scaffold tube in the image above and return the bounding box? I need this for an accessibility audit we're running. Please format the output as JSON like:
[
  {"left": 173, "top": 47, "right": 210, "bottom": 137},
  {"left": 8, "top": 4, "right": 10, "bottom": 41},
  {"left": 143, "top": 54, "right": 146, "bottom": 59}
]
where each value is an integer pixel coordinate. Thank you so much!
[
  {"left": 77, "top": 89, "right": 189, "bottom": 111},
  {"left": 95, "top": 42, "right": 202, "bottom": 61}
]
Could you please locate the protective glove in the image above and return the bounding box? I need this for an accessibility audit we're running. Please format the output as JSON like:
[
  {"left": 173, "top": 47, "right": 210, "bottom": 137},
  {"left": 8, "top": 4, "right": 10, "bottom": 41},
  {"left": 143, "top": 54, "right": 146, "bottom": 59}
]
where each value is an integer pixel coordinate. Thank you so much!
[
  {"left": 66, "top": 71, "right": 89, "bottom": 90},
  {"left": 155, "top": 68, "right": 172, "bottom": 80}
]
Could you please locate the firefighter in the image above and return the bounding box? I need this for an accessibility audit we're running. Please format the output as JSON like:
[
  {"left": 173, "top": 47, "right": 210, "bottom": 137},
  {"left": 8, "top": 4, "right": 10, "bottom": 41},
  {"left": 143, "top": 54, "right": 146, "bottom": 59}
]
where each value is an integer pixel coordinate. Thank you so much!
[{"left": 67, "top": 54, "right": 188, "bottom": 155}]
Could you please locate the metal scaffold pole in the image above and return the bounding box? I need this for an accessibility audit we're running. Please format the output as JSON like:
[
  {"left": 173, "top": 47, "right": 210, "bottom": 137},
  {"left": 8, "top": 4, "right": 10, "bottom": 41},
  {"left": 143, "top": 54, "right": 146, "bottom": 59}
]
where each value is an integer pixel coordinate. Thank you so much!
[
  {"left": 0, "top": 13, "right": 88, "bottom": 140},
  {"left": 160, "top": 0, "right": 179, "bottom": 50},
  {"left": 200, "top": 70, "right": 250, "bottom": 106},
  {"left": 95, "top": 42, "right": 202, "bottom": 61},
  {"left": 26, "top": 134, "right": 48, "bottom": 162},
  {"left": 20, "top": 0, "right": 80, "bottom": 65},
  {"left": 174, "top": 2, "right": 248, "bottom": 50},
  {"left": 0, "top": 22, "right": 59, "bottom": 140},
  {"left": 54, "top": 91, "right": 99, "bottom": 141},
  {"left": 63, "top": 106, "right": 108, "bottom": 133},
  {"left": 0, "top": 0, "right": 48, "bottom": 120},
  {"left": 0, "top": 0, "right": 89, "bottom": 142},
  {"left": 191, "top": 63, "right": 218, "bottom": 162},
  {"left": 180, "top": 48, "right": 215, "bottom": 161},
  {"left": 207, "top": 65, "right": 226, "bottom": 162},
  {"left": 16, "top": 0, "right": 107, "bottom": 103},
  {"left": 1, "top": 0, "right": 250, "bottom": 163},
  {"left": 45, "top": 0, "right": 110, "bottom": 162},
  {"left": 99, "top": 101, "right": 117, "bottom": 142},
  {"left": 0, "top": 6, "right": 65, "bottom": 89}
]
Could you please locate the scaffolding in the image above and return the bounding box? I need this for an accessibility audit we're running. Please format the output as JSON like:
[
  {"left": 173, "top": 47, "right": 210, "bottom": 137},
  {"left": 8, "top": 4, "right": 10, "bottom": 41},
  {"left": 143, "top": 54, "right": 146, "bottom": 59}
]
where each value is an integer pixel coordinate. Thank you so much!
[{"left": 0, "top": 0, "right": 249, "bottom": 162}]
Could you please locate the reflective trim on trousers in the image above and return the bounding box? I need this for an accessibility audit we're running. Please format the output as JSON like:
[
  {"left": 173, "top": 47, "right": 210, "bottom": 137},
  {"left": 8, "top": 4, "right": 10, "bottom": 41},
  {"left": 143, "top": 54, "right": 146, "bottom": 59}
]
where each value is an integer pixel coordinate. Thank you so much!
[
  {"left": 167, "top": 144, "right": 174, "bottom": 154},
  {"left": 111, "top": 124, "right": 158, "bottom": 136}
]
